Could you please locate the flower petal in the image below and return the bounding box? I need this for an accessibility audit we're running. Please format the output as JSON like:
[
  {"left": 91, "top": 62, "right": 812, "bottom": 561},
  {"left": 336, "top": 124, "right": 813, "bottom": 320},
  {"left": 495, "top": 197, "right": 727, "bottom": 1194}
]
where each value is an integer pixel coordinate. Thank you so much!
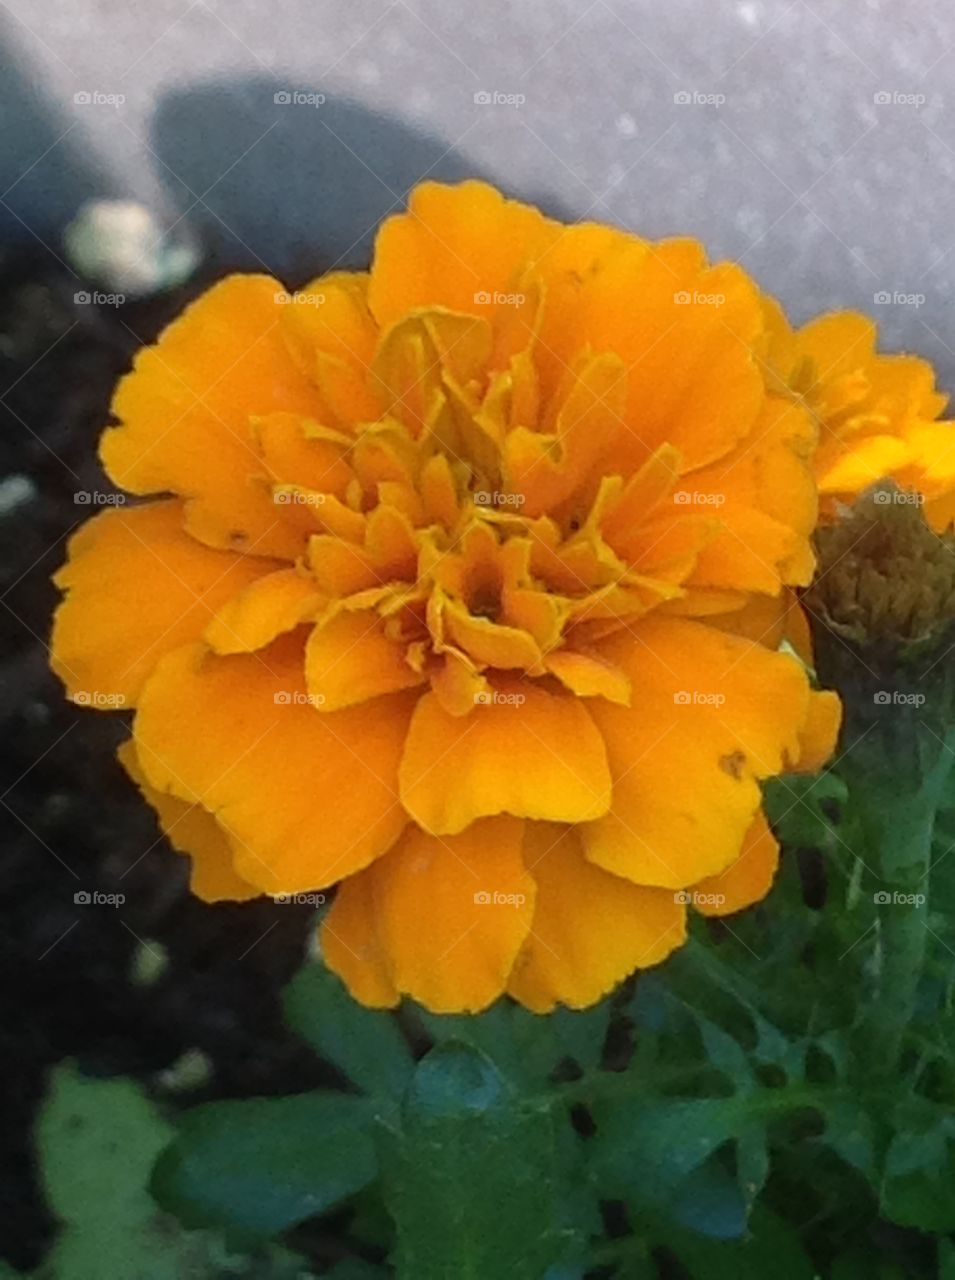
[
  {"left": 134, "top": 635, "right": 414, "bottom": 893},
  {"left": 507, "top": 823, "right": 686, "bottom": 1012},
  {"left": 368, "top": 180, "right": 556, "bottom": 328},
  {"left": 399, "top": 685, "right": 611, "bottom": 835},
  {"left": 117, "top": 740, "right": 258, "bottom": 902},
  {"left": 205, "top": 567, "right": 323, "bottom": 654},
  {"left": 788, "top": 689, "right": 842, "bottom": 774},
  {"left": 101, "top": 276, "right": 321, "bottom": 559},
  {"left": 305, "top": 611, "right": 426, "bottom": 711},
  {"left": 320, "top": 868, "right": 400, "bottom": 1008},
  {"left": 582, "top": 617, "right": 809, "bottom": 888},
  {"left": 51, "top": 500, "right": 273, "bottom": 706},
  {"left": 690, "top": 809, "right": 779, "bottom": 917},
  {"left": 323, "top": 817, "right": 533, "bottom": 1013}
]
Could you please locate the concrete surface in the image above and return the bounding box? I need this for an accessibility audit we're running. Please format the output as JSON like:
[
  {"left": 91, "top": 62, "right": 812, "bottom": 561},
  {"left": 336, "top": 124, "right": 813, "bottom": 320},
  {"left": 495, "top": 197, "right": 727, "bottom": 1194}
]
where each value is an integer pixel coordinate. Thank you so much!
[{"left": 1, "top": 0, "right": 953, "bottom": 378}]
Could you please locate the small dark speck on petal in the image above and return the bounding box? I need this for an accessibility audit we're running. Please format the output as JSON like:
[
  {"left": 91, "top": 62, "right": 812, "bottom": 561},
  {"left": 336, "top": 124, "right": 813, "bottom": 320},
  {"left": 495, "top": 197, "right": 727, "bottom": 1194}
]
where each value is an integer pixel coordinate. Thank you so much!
[{"left": 719, "top": 750, "right": 746, "bottom": 780}]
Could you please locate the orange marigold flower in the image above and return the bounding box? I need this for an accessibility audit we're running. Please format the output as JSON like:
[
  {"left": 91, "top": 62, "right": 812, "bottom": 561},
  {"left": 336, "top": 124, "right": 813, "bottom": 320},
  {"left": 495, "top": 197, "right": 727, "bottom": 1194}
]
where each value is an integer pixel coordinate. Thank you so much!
[
  {"left": 50, "top": 181, "right": 839, "bottom": 1013},
  {"left": 762, "top": 301, "right": 955, "bottom": 531}
]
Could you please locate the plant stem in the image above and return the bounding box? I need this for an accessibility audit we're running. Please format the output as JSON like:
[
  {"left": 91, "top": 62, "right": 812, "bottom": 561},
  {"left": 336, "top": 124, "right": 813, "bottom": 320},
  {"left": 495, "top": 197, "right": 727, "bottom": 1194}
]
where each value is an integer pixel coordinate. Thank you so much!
[{"left": 845, "top": 746, "right": 954, "bottom": 1077}]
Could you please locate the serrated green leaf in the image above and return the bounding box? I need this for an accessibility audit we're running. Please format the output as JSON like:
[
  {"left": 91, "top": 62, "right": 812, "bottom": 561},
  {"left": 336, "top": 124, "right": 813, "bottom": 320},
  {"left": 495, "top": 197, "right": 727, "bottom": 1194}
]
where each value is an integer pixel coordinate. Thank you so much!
[
  {"left": 661, "top": 1205, "right": 815, "bottom": 1279},
  {"left": 34, "top": 1063, "right": 289, "bottom": 1279},
  {"left": 419, "top": 998, "right": 610, "bottom": 1088},
  {"left": 379, "top": 1042, "right": 566, "bottom": 1279},
  {"left": 284, "top": 961, "right": 414, "bottom": 1098},
  {"left": 153, "top": 1092, "right": 378, "bottom": 1241}
]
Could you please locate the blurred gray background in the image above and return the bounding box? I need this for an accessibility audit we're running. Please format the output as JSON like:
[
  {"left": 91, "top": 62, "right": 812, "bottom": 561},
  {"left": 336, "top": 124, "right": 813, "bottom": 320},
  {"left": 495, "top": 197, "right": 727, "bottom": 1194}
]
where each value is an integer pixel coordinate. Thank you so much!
[{"left": 1, "top": 0, "right": 952, "bottom": 377}]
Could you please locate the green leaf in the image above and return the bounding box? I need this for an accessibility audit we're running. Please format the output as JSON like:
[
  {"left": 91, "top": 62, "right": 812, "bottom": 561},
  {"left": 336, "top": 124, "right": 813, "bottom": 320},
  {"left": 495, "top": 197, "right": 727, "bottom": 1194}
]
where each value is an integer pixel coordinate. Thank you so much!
[
  {"left": 284, "top": 961, "right": 414, "bottom": 1098},
  {"left": 881, "top": 1111, "right": 955, "bottom": 1230},
  {"left": 153, "top": 1091, "right": 378, "bottom": 1241},
  {"left": 379, "top": 1042, "right": 566, "bottom": 1279},
  {"left": 419, "top": 998, "right": 610, "bottom": 1088},
  {"left": 661, "top": 1205, "right": 815, "bottom": 1279},
  {"left": 763, "top": 771, "right": 846, "bottom": 849},
  {"left": 34, "top": 1062, "right": 295, "bottom": 1279}
]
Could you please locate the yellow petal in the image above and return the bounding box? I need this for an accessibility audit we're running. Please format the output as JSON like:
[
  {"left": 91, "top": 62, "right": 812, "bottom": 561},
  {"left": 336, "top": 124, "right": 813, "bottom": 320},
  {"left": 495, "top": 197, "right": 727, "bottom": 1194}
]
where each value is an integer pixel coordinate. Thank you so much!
[
  {"left": 368, "top": 180, "right": 557, "bottom": 327},
  {"left": 117, "top": 740, "right": 258, "bottom": 902},
  {"left": 399, "top": 684, "right": 611, "bottom": 835},
  {"left": 204, "top": 567, "right": 323, "bottom": 654},
  {"left": 278, "top": 272, "right": 382, "bottom": 426},
  {"left": 305, "top": 611, "right": 426, "bottom": 711},
  {"left": 544, "top": 649, "right": 631, "bottom": 705},
  {"left": 690, "top": 808, "right": 779, "bottom": 917},
  {"left": 51, "top": 500, "right": 273, "bottom": 706},
  {"left": 134, "top": 635, "right": 414, "bottom": 893},
  {"left": 320, "top": 869, "right": 400, "bottom": 1008},
  {"left": 507, "top": 823, "right": 686, "bottom": 1012},
  {"left": 582, "top": 617, "right": 809, "bottom": 888},
  {"left": 324, "top": 817, "right": 533, "bottom": 1013},
  {"left": 787, "top": 689, "right": 842, "bottom": 774},
  {"left": 101, "top": 275, "right": 321, "bottom": 559}
]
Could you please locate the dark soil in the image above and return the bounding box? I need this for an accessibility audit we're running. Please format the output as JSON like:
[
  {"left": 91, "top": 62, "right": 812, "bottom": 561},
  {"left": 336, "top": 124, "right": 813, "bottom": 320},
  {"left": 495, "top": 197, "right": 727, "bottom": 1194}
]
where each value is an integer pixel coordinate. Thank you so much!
[{"left": 0, "top": 250, "right": 334, "bottom": 1271}]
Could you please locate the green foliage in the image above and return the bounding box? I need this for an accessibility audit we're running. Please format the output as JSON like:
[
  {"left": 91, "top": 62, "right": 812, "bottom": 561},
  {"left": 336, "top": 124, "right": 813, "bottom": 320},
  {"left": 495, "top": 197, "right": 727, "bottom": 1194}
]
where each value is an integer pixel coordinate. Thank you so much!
[
  {"left": 27, "top": 753, "right": 955, "bottom": 1278},
  {"left": 152, "top": 1092, "right": 378, "bottom": 1242},
  {"left": 32, "top": 1063, "right": 311, "bottom": 1279},
  {"left": 378, "top": 1043, "right": 565, "bottom": 1279}
]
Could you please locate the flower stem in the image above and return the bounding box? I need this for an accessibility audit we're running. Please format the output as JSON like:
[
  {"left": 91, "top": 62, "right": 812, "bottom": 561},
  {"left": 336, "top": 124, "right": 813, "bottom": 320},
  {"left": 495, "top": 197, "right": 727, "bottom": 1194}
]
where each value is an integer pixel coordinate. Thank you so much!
[{"left": 844, "top": 744, "right": 955, "bottom": 1077}]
